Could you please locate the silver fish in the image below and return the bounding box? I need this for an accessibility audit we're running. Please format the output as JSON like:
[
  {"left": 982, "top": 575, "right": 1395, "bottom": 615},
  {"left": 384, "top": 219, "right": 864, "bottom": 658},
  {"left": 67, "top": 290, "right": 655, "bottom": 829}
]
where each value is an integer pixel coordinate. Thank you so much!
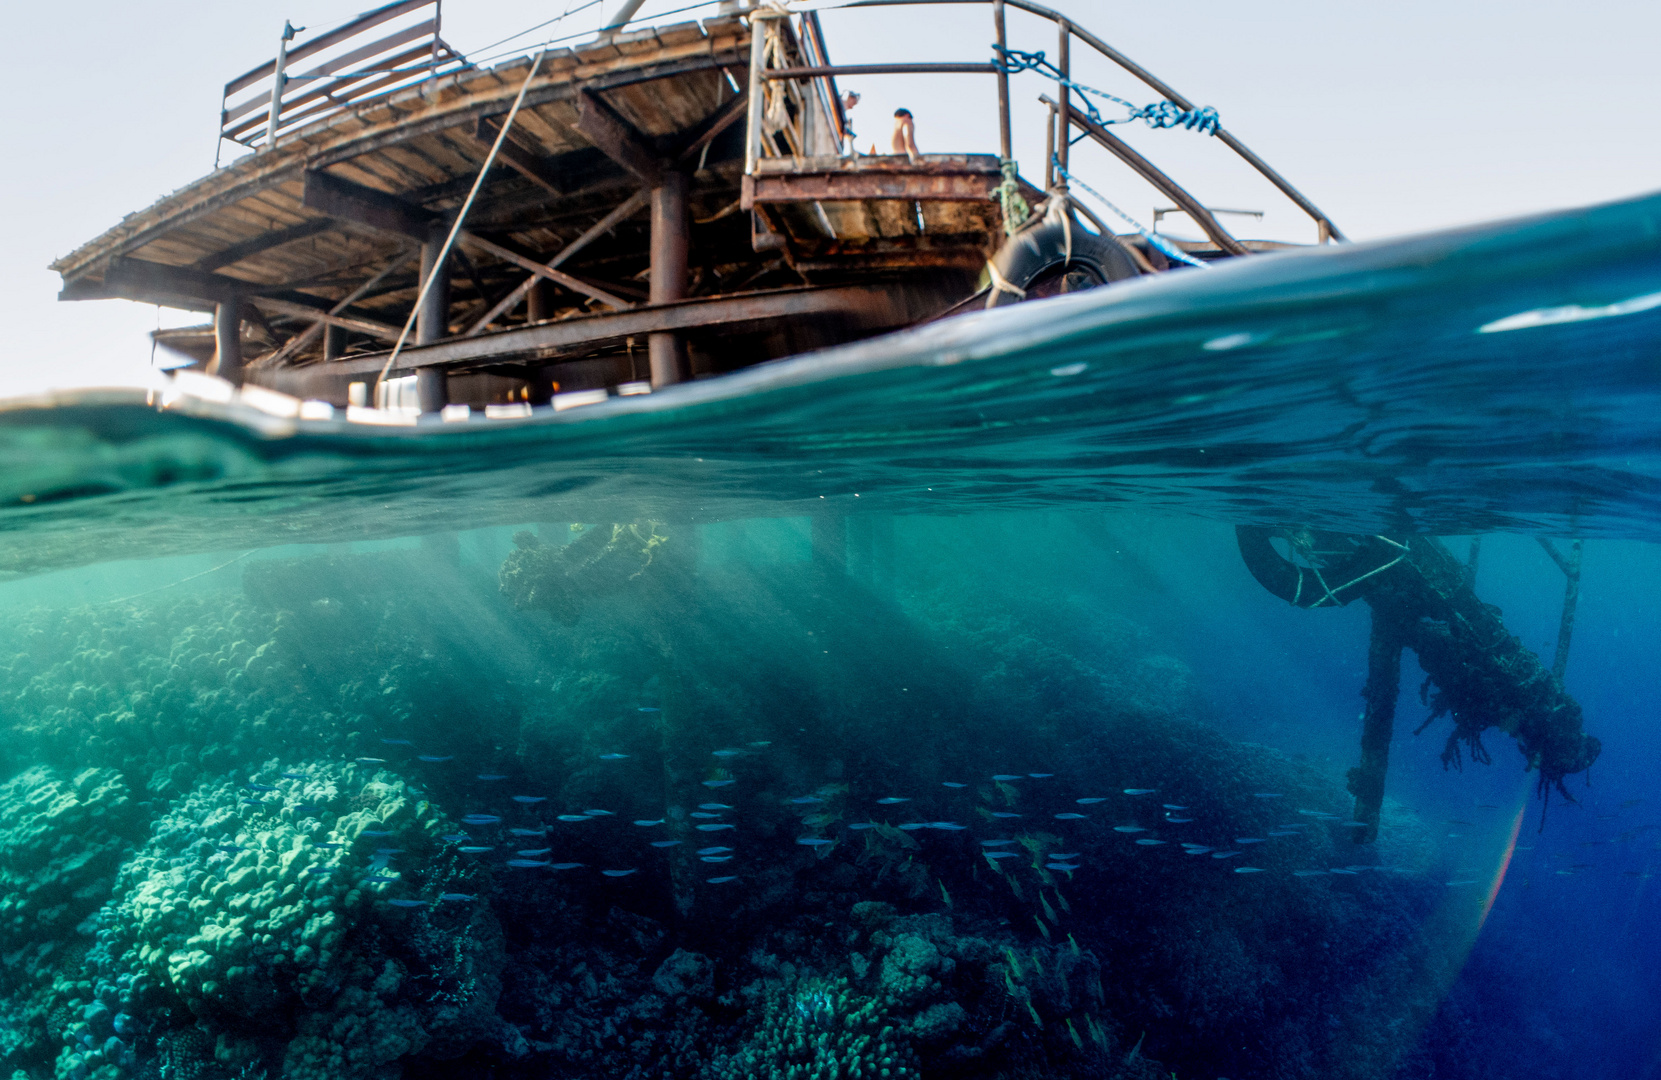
[
  {"left": 1046, "top": 862, "right": 1079, "bottom": 871},
  {"left": 789, "top": 796, "right": 824, "bottom": 805},
  {"left": 991, "top": 775, "right": 1023, "bottom": 782},
  {"left": 584, "top": 809, "right": 615, "bottom": 817},
  {"left": 1051, "top": 852, "right": 1079, "bottom": 859},
  {"left": 439, "top": 893, "right": 475, "bottom": 901},
  {"left": 712, "top": 750, "right": 746, "bottom": 758},
  {"left": 696, "top": 824, "right": 735, "bottom": 832},
  {"left": 462, "top": 815, "right": 500, "bottom": 825},
  {"left": 707, "top": 875, "right": 740, "bottom": 883},
  {"left": 1164, "top": 816, "right": 1195, "bottom": 823},
  {"left": 699, "top": 803, "right": 734, "bottom": 810},
  {"left": 1113, "top": 825, "right": 1145, "bottom": 833},
  {"left": 877, "top": 797, "right": 911, "bottom": 805},
  {"left": 702, "top": 780, "right": 735, "bottom": 788},
  {"left": 1028, "top": 773, "right": 1054, "bottom": 779},
  {"left": 1235, "top": 838, "right": 1267, "bottom": 845},
  {"left": 1162, "top": 804, "right": 1188, "bottom": 810},
  {"left": 556, "top": 815, "right": 590, "bottom": 823},
  {"left": 598, "top": 753, "right": 630, "bottom": 760},
  {"left": 458, "top": 846, "right": 493, "bottom": 853},
  {"left": 897, "top": 824, "right": 928, "bottom": 831},
  {"left": 1055, "top": 813, "right": 1087, "bottom": 820},
  {"left": 1076, "top": 798, "right": 1107, "bottom": 805},
  {"left": 509, "top": 828, "right": 547, "bottom": 837},
  {"left": 927, "top": 822, "right": 967, "bottom": 830},
  {"left": 1183, "top": 846, "right": 1214, "bottom": 855},
  {"left": 796, "top": 838, "right": 834, "bottom": 846},
  {"left": 1135, "top": 839, "right": 1165, "bottom": 846},
  {"left": 512, "top": 796, "right": 547, "bottom": 805},
  {"left": 506, "top": 859, "right": 550, "bottom": 868},
  {"left": 1233, "top": 866, "right": 1267, "bottom": 874},
  {"left": 981, "top": 839, "right": 1017, "bottom": 847},
  {"left": 690, "top": 812, "right": 723, "bottom": 819},
  {"left": 386, "top": 899, "right": 427, "bottom": 908},
  {"left": 942, "top": 782, "right": 968, "bottom": 788},
  {"left": 697, "top": 846, "right": 733, "bottom": 855},
  {"left": 991, "top": 812, "right": 1022, "bottom": 819},
  {"left": 983, "top": 851, "right": 1020, "bottom": 860},
  {"left": 1211, "top": 851, "right": 1242, "bottom": 859},
  {"left": 550, "top": 862, "right": 584, "bottom": 870},
  {"left": 418, "top": 756, "right": 453, "bottom": 763},
  {"left": 700, "top": 856, "right": 733, "bottom": 863},
  {"left": 650, "top": 840, "right": 682, "bottom": 848},
  {"left": 516, "top": 848, "right": 552, "bottom": 857},
  {"left": 1123, "top": 788, "right": 1157, "bottom": 796},
  {"left": 634, "top": 819, "right": 666, "bottom": 827},
  {"left": 601, "top": 869, "right": 637, "bottom": 877},
  {"left": 354, "top": 758, "right": 386, "bottom": 765}
]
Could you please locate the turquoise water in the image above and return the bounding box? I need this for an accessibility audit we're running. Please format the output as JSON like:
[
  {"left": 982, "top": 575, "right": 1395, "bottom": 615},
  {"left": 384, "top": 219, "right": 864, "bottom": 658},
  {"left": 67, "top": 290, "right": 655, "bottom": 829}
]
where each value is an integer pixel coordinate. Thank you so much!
[{"left": 1, "top": 194, "right": 1659, "bottom": 1079}]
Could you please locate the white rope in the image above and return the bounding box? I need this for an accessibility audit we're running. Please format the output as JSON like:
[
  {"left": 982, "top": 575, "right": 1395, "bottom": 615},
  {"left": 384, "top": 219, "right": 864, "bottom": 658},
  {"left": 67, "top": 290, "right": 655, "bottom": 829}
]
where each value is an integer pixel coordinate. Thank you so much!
[
  {"left": 377, "top": 49, "right": 549, "bottom": 394},
  {"left": 983, "top": 261, "right": 1027, "bottom": 309}
]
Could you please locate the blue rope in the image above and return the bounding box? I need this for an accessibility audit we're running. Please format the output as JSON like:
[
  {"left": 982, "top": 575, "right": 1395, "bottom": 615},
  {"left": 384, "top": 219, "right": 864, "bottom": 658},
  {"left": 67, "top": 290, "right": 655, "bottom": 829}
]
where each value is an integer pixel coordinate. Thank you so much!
[
  {"left": 993, "top": 46, "right": 1220, "bottom": 136},
  {"left": 1054, "top": 161, "right": 1210, "bottom": 269}
]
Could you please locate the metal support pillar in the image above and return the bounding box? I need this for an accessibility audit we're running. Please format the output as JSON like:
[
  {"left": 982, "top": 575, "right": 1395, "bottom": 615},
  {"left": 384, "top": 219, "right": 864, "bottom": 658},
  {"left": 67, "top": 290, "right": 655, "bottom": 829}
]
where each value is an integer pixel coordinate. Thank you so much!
[
  {"left": 210, "top": 300, "right": 244, "bottom": 384},
  {"left": 993, "top": 0, "right": 1011, "bottom": 161},
  {"left": 322, "top": 325, "right": 347, "bottom": 363},
  {"left": 1538, "top": 538, "right": 1584, "bottom": 680},
  {"left": 416, "top": 221, "right": 451, "bottom": 412},
  {"left": 1056, "top": 21, "right": 1071, "bottom": 181},
  {"left": 1347, "top": 613, "right": 1403, "bottom": 843},
  {"left": 527, "top": 278, "right": 556, "bottom": 323},
  {"left": 648, "top": 169, "right": 691, "bottom": 387}
]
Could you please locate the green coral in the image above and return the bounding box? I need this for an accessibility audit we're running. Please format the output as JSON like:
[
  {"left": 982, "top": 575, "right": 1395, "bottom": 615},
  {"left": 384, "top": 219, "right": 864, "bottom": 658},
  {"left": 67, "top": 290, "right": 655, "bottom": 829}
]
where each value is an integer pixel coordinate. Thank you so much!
[
  {"left": 75, "top": 761, "right": 502, "bottom": 1080},
  {"left": 714, "top": 977, "right": 920, "bottom": 1080},
  {"left": 0, "top": 766, "right": 138, "bottom": 951}
]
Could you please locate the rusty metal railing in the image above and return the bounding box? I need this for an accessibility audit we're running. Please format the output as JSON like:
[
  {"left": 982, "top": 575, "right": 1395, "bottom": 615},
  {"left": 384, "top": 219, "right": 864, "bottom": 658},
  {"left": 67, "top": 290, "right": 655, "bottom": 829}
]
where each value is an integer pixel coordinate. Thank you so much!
[
  {"left": 218, "top": 0, "right": 467, "bottom": 161},
  {"left": 744, "top": 0, "right": 1342, "bottom": 246}
]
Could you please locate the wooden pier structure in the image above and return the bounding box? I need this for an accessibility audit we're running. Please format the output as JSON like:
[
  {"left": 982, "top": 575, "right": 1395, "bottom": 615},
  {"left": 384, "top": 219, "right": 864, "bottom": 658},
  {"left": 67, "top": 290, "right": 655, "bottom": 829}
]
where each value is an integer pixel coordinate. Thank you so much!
[{"left": 51, "top": 0, "right": 1339, "bottom": 418}]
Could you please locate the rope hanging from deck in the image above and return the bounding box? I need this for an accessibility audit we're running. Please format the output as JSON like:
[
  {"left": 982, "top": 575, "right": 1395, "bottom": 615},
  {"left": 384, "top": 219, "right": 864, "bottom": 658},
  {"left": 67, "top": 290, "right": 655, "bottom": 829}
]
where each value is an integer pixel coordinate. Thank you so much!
[
  {"left": 992, "top": 45, "right": 1221, "bottom": 136},
  {"left": 1053, "top": 163, "right": 1209, "bottom": 269}
]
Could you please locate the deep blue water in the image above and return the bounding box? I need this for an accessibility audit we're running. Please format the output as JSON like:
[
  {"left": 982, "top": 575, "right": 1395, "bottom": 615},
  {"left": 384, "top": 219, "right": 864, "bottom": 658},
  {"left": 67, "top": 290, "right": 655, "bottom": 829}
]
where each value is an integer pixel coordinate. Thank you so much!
[{"left": 0, "top": 193, "right": 1658, "bottom": 1080}]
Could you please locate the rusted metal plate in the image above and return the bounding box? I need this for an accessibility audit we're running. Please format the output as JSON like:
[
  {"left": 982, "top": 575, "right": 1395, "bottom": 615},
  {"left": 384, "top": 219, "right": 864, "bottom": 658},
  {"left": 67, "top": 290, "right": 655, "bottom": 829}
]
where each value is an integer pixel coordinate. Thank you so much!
[
  {"left": 309, "top": 285, "right": 912, "bottom": 375},
  {"left": 743, "top": 172, "right": 999, "bottom": 206}
]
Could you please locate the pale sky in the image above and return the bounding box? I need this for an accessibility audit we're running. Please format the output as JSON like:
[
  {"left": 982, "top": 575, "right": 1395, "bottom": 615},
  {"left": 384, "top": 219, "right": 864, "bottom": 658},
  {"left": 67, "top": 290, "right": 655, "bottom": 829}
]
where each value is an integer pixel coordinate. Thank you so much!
[{"left": 3, "top": 0, "right": 1657, "bottom": 398}]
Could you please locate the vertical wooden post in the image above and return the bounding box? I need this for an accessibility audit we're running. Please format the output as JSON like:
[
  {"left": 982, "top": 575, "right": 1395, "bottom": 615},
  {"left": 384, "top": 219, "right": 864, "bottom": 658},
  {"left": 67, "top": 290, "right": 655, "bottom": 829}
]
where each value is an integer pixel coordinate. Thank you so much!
[
  {"left": 1056, "top": 21, "right": 1071, "bottom": 181},
  {"left": 416, "top": 220, "right": 451, "bottom": 411},
  {"left": 323, "top": 325, "right": 347, "bottom": 363},
  {"left": 210, "top": 300, "right": 244, "bottom": 384},
  {"left": 993, "top": 0, "right": 1011, "bottom": 161},
  {"left": 648, "top": 170, "right": 691, "bottom": 387}
]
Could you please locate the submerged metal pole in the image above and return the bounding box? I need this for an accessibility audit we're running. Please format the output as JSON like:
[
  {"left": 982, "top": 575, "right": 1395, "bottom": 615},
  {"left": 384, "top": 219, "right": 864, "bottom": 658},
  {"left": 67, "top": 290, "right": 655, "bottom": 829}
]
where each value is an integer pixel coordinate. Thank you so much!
[
  {"left": 648, "top": 170, "right": 691, "bottom": 387},
  {"left": 1348, "top": 613, "right": 1403, "bottom": 843}
]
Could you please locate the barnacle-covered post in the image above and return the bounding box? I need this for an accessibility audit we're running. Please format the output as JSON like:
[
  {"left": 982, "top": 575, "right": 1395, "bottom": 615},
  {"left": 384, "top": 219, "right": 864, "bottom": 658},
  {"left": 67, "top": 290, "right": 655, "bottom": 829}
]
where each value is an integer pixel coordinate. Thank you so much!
[{"left": 1236, "top": 527, "right": 1601, "bottom": 837}]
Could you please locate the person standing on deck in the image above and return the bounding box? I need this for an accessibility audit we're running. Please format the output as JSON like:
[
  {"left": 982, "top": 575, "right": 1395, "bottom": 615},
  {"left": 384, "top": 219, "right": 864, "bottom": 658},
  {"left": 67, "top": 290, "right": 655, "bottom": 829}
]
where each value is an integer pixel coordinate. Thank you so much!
[{"left": 891, "top": 108, "right": 920, "bottom": 162}]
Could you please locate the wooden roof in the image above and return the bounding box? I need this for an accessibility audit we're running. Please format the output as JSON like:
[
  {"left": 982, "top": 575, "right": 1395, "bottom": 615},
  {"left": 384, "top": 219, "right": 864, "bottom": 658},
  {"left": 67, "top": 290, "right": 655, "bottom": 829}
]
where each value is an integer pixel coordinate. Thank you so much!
[{"left": 51, "top": 17, "right": 750, "bottom": 316}]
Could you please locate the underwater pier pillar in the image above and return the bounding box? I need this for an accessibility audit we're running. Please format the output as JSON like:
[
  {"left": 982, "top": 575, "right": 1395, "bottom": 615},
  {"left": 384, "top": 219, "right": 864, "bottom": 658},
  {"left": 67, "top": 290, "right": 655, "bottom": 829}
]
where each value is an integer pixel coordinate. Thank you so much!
[
  {"left": 416, "top": 221, "right": 452, "bottom": 412},
  {"left": 648, "top": 169, "right": 691, "bottom": 388},
  {"left": 322, "top": 325, "right": 347, "bottom": 363},
  {"left": 1347, "top": 613, "right": 1403, "bottom": 843},
  {"left": 527, "top": 278, "right": 556, "bottom": 323},
  {"left": 812, "top": 513, "right": 846, "bottom": 573},
  {"left": 210, "top": 300, "right": 243, "bottom": 384}
]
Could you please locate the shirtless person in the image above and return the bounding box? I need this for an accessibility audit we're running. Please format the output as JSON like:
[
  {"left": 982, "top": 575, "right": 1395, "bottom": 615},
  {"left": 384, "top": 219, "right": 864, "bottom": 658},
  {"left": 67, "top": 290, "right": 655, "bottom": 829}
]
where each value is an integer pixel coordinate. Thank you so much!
[{"left": 891, "top": 108, "right": 920, "bottom": 163}]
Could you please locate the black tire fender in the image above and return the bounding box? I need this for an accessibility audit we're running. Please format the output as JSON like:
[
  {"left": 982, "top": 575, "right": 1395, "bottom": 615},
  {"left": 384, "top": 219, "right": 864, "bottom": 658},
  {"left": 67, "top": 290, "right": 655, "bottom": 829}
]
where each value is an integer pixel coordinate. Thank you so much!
[
  {"left": 1235, "top": 526, "right": 1400, "bottom": 609},
  {"left": 986, "top": 219, "right": 1140, "bottom": 307}
]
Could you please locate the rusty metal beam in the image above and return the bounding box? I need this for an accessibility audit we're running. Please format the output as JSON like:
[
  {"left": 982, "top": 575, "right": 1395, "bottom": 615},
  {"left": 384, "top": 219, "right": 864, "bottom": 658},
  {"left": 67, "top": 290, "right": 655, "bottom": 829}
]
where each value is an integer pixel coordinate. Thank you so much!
[
  {"left": 102, "top": 256, "right": 246, "bottom": 307},
  {"left": 472, "top": 117, "right": 564, "bottom": 197},
  {"left": 313, "top": 285, "right": 908, "bottom": 374},
  {"left": 251, "top": 295, "right": 406, "bottom": 340},
  {"left": 302, "top": 170, "right": 432, "bottom": 240},
  {"left": 1055, "top": 98, "right": 1248, "bottom": 257},
  {"left": 195, "top": 217, "right": 337, "bottom": 271},
  {"left": 458, "top": 231, "right": 633, "bottom": 309},
  {"left": 464, "top": 187, "right": 652, "bottom": 335},
  {"left": 576, "top": 90, "right": 663, "bottom": 186},
  {"left": 744, "top": 170, "right": 1000, "bottom": 206}
]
